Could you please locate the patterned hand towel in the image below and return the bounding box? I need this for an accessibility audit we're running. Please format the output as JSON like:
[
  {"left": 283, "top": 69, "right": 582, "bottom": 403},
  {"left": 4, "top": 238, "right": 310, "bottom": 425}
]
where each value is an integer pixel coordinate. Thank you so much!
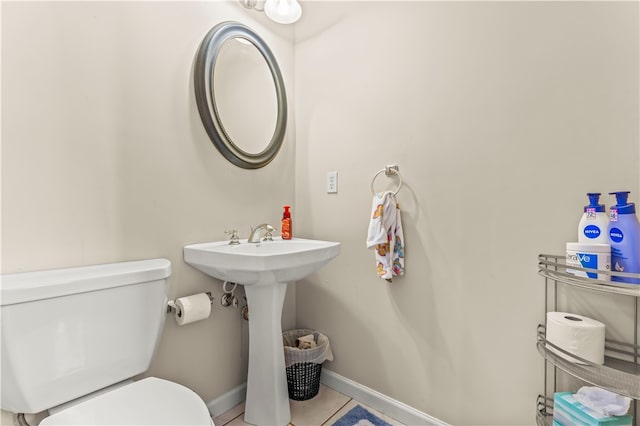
[{"left": 366, "top": 191, "right": 405, "bottom": 281}]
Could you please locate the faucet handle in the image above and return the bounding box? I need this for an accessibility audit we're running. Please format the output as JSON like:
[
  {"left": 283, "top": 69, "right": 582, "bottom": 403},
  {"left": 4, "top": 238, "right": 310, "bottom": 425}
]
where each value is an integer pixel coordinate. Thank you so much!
[
  {"left": 263, "top": 230, "right": 275, "bottom": 241},
  {"left": 225, "top": 229, "right": 240, "bottom": 245}
]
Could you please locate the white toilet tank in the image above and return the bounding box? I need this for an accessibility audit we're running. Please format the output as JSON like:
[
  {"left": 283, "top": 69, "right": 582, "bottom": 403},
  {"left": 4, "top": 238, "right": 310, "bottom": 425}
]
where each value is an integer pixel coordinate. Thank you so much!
[{"left": 0, "top": 259, "right": 172, "bottom": 414}]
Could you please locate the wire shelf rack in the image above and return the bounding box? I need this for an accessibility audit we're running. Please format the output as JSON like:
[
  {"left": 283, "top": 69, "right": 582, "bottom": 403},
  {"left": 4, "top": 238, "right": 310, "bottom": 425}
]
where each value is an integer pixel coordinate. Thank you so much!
[
  {"left": 537, "top": 253, "right": 639, "bottom": 425},
  {"left": 537, "top": 325, "right": 640, "bottom": 399}
]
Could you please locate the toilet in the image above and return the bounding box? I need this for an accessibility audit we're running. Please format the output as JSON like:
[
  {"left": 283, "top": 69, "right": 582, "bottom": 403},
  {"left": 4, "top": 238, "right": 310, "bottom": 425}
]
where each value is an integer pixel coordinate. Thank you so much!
[{"left": 0, "top": 258, "right": 214, "bottom": 425}]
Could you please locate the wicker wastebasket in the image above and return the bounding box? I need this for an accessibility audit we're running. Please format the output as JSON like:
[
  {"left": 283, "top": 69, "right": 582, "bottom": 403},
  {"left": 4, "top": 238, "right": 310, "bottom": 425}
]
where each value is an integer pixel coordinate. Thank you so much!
[{"left": 283, "top": 329, "right": 333, "bottom": 401}]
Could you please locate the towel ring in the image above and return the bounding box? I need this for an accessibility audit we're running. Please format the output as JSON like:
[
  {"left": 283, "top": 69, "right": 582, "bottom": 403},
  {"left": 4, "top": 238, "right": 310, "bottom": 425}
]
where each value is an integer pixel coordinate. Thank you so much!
[{"left": 370, "top": 165, "right": 403, "bottom": 195}]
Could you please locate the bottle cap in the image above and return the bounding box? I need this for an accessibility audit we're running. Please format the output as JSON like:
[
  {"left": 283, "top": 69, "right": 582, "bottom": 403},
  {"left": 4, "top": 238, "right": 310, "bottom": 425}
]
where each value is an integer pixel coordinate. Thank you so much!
[
  {"left": 584, "top": 193, "right": 605, "bottom": 213},
  {"left": 609, "top": 191, "right": 636, "bottom": 214}
]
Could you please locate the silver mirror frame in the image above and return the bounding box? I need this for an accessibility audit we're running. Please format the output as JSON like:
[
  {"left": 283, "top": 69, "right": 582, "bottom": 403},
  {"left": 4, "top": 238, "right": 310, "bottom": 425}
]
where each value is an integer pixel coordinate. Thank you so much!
[{"left": 194, "top": 22, "right": 287, "bottom": 169}]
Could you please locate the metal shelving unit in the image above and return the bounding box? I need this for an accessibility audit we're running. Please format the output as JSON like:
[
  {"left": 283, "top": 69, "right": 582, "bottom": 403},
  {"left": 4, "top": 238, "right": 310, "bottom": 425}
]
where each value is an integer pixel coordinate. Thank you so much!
[
  {"left": 537, "top": 394, "right": 553, "bottom": 426},
  {"left": 537, "top": 254, "right": 640, "bottom": 426}
]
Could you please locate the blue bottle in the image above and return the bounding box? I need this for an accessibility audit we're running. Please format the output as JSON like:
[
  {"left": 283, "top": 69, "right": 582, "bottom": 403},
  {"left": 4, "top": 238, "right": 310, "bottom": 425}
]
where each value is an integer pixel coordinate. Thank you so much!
[{"left": 608, "top": 191, "right": 640, "bottom": 284}]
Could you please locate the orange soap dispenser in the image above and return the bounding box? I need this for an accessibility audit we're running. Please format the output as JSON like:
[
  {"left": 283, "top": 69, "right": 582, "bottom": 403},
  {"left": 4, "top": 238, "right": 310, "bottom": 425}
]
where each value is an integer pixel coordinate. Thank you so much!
[{"left": 281, "top": 206, "right": 292, "bottom": 240}]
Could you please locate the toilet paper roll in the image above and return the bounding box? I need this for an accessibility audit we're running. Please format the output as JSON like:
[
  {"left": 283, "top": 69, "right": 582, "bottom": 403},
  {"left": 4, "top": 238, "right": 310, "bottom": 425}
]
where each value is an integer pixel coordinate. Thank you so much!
[
  {"left": 546, "top": 312, "right": 605, "bottom": 365},
  {"left": 175, "top": 293, "right": 211, "bottom": 325}
]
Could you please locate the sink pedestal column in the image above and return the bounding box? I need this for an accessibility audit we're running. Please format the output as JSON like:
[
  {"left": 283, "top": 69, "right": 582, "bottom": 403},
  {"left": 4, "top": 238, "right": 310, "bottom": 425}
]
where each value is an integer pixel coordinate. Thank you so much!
[{"left": 243, "top": 282, "right": 290, "bottom": 426}]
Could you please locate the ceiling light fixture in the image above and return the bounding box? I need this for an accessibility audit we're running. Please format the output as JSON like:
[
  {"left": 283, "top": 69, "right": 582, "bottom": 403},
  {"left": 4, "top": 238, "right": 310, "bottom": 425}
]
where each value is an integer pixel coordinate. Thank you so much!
[{"left": 239, "top": 0, "right": 302, "bottom": 25}]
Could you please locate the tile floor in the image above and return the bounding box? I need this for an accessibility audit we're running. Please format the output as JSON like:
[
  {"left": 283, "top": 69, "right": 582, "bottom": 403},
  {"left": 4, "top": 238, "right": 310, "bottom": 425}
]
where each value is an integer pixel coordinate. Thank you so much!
[{"left": 213, "top": 385, "right": 405, "bottom": 426}]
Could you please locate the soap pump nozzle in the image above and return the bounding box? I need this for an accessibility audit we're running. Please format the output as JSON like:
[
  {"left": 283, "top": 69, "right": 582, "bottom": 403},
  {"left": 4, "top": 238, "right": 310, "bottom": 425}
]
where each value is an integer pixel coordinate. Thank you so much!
[
  {"left": 609, "top": 191, "right": 635, "bottom": 215},
  {"left": 585, "top": 193, "right": 605, "bottom": 212},
  {"left": 609, "top": 191, "right": 631, "bottom": 206}
]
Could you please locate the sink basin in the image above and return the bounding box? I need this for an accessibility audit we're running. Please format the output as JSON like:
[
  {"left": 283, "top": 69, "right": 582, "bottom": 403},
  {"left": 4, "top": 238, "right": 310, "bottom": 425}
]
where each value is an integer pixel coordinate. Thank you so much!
[
  {"left": 183, "top": 237, "right": 340, "bottom": 285},
  {"left": 183, "top": 236, "right": 340, "bottom": 426}
]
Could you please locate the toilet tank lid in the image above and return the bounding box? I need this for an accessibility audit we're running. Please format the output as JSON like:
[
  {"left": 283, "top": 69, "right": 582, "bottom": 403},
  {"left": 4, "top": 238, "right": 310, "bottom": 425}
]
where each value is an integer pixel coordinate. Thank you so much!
[{"left": 1, "top": 258, "right": 171, "bottom": 306}]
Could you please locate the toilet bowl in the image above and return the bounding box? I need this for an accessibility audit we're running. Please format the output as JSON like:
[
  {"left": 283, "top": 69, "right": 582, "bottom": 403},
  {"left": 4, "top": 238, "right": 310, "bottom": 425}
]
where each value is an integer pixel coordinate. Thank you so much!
[{"left": 0, "top": 259, "right": 214, "bottom": 425}]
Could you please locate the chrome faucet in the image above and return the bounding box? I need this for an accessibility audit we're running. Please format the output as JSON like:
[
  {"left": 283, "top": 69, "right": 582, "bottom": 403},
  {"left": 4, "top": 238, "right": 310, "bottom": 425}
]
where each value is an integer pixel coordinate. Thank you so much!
[{"left": 247, "top": 224, "right": 276, "bottom": 243}]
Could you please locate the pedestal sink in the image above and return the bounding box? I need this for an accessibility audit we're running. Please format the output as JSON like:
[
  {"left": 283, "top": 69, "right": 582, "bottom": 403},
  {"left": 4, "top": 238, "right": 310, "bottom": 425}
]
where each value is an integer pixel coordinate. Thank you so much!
[{"left": 183, "top": 237, "right": 340, "bottom": 426}]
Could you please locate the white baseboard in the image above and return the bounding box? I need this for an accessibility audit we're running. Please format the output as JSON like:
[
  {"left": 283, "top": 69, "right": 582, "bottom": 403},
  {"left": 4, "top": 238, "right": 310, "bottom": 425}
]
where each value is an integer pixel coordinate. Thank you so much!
[
  {"left": 207, "top": 382, "right": 246, "bottom": 418},
  {"left": 206, "top": 370, "right": 448, "bottom": 426},
  {"left": 320, "top": 369, "right": 449, "bottom": 426}
]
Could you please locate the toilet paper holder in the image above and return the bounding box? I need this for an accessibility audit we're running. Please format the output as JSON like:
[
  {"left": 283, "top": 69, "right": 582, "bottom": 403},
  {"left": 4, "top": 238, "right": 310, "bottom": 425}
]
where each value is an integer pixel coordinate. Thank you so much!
[{"left": 167, "top": 292, "right": 215, "bottom": 317}]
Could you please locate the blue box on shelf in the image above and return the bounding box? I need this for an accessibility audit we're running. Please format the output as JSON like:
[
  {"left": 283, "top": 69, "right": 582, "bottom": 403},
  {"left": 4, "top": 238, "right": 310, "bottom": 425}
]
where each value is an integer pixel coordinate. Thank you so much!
[{"left": 553, "top": 392, "right": 632, "bottom": 426}]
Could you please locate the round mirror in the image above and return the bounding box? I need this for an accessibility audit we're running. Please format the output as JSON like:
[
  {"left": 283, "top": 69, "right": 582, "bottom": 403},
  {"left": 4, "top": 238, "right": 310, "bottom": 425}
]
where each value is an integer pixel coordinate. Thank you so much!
[{"left": 194, "top": 22, "right": 287, "bottom": 169}]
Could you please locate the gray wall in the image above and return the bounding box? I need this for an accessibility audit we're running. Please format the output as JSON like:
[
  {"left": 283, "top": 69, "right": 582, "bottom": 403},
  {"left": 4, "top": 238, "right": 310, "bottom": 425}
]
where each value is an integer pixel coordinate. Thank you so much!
[
  {"left": 2, "top": 2, "right": 639, "bottom": 425},
  {"left": 1, "top": 1, "right": 295, "bottom": 423},
  {"left": 293, "top": 2, "right": 639, "bottom": 424}
]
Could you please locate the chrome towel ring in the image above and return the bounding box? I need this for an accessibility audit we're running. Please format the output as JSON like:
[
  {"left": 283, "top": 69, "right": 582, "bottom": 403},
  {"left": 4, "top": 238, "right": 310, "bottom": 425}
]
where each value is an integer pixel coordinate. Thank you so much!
[{"left": 370, "top": 164, "right": 403, "bottom": 195}]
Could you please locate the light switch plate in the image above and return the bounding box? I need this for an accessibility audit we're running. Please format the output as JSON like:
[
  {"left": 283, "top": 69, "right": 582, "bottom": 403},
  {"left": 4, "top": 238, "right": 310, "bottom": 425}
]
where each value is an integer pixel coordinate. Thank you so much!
[{"left": 327, "top": 171, "right": 338, "bottom": 193}]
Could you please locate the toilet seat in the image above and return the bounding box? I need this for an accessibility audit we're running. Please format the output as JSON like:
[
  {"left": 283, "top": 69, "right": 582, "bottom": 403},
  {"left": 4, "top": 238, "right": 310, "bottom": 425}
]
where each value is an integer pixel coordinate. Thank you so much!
[{"left": 40, "top": 377, "right": 213, "bottom": 426}]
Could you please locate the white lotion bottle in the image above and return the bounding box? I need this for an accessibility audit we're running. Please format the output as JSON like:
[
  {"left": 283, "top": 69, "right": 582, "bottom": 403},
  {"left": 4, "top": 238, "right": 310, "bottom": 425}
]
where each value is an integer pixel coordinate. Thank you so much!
[{"left": 578, "top": 193, "right": 609, "bottom": 244}]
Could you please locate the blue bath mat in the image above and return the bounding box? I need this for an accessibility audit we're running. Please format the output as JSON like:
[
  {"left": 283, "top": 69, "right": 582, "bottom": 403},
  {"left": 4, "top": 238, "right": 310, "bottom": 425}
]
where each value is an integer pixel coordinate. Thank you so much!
[{"left": 331, "top": 405, "right": 393, "bottom": 426}]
